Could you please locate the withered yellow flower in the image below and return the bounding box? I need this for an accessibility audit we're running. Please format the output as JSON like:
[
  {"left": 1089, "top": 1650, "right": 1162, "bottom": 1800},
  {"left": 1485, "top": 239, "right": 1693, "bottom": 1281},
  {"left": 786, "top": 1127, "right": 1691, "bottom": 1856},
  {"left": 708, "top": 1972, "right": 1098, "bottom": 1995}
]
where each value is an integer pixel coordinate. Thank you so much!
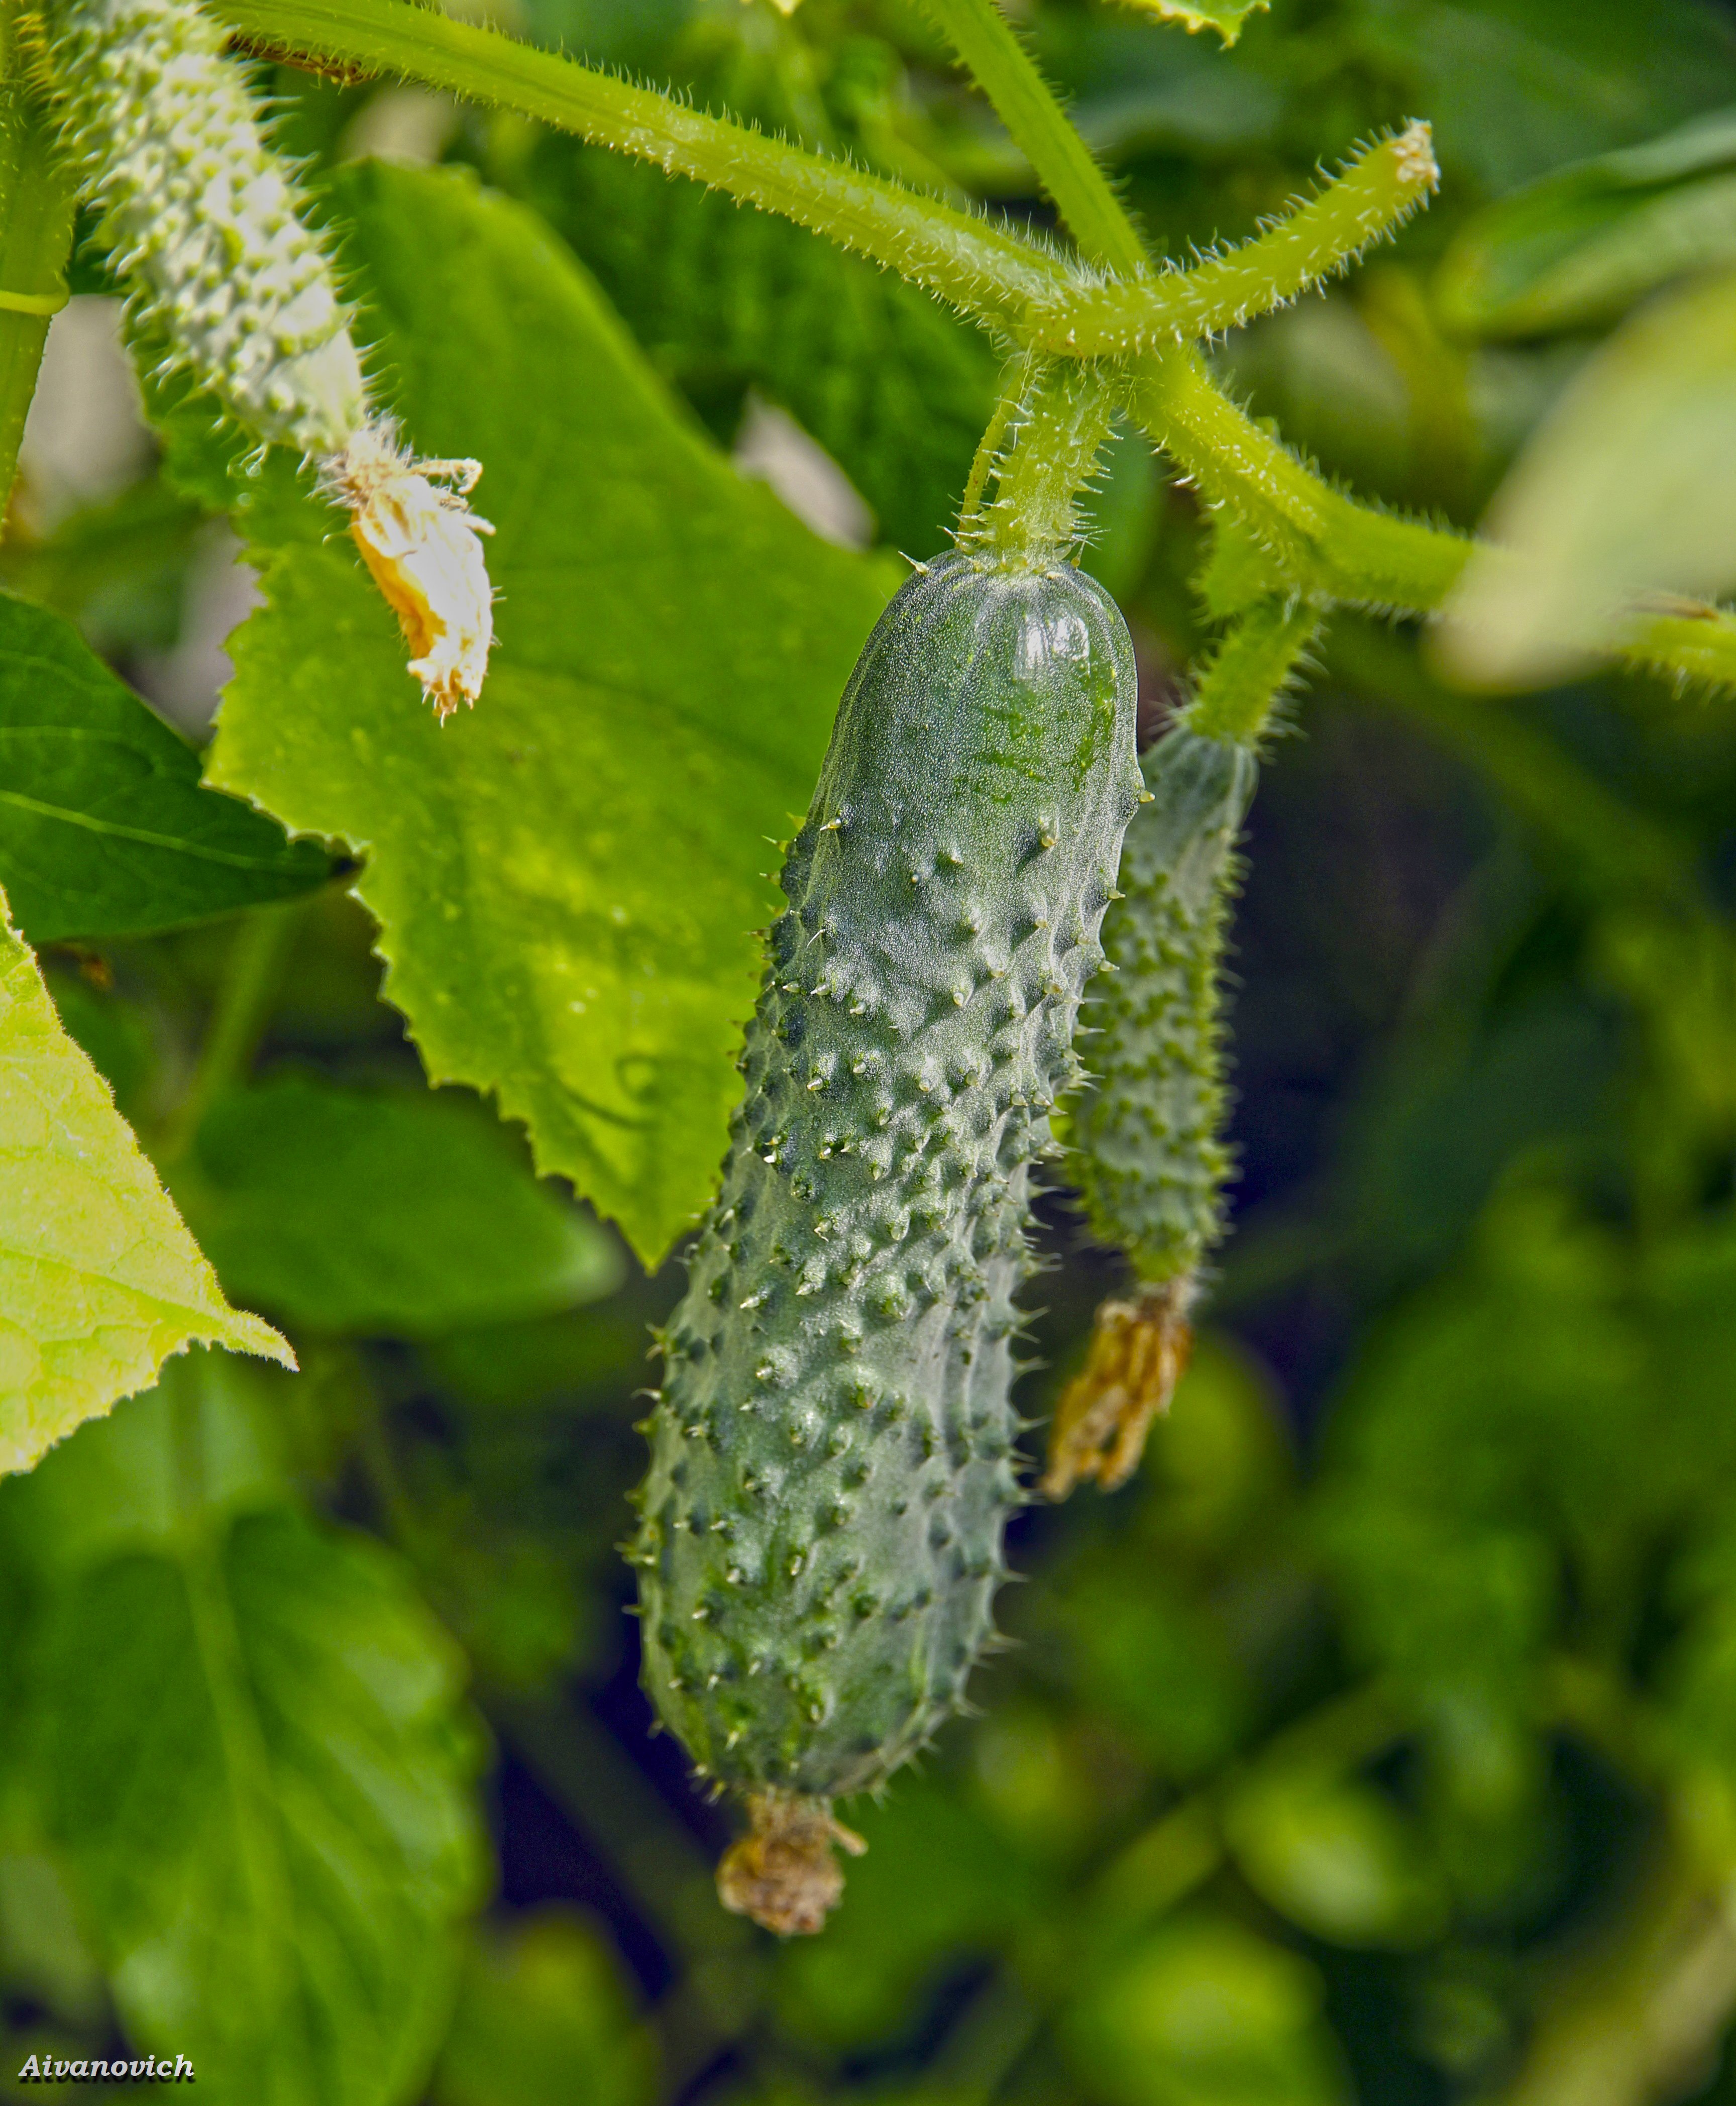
[{"left": 327, "top": 422, "right": 496, "bottom": 721}]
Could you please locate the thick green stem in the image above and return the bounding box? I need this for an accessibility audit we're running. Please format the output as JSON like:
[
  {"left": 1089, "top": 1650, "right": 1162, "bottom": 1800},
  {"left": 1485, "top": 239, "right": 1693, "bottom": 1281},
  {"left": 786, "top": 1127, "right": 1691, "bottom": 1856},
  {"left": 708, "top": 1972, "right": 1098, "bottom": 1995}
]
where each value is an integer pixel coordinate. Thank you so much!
[
  {"left": 159, "top": 899, "right": 304, "bottom": 1162},
  {"left": 1069, "top": 128, "right": 1439, "bottom": 351},
  {"left": 1130, "top": 350, "right": 1475, "bottom": 611},
  {"left": 966, "top": 359, "right": 1115, "bottom": 564},
  {"left": 218, "top": 0, "right": 1069, "bottom": 334},
  {"left": 0, "top": 75, "right": 76, "bottom": 525},
  {"left": 1617, "top": 602, "right": 1736, "bottom": 696},
  {"left": 1186, "top": 596, "right": 1322, "bottom": 744},
  {"left": 207, "top": 0, "right": 1734, "bottom": 701},
  {"left": 924, "top": 0, "right": 1147, "bottom": 274},
  {"left": 956, "top": 353, "right": 1029, "bottom": 540},
  {"left": 214, "top": 0, "right": 1431, "bottom": 356}
]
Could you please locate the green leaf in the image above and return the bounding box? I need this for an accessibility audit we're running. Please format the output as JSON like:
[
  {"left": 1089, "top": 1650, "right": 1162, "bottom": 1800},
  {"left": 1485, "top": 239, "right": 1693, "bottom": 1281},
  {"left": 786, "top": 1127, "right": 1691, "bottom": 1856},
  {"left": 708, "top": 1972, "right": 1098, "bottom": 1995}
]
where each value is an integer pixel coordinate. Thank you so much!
[
  {"left": 12, "top": 1359, "right": 487, "bottom": 2106},
  {"left": 0, "top": 592, "right": 332, "bottom": 944},
  {"left": 1440, "top": 264, "right": 1736, "bottom": 688},
  {"left": 205, "top": 161, "right": 895, "bottom": 1264},
  {"left": 430, "top": 1911, "right": 657, "bottom": 2106},
  {"left": 1352, "top": 0, "right": 1736, "bottom": 195},
  {"left": 0, "top": 892, "right": 290, "bottom": 1479},
  {"left": 170, "top": 1074, "right": 625, "bottom": 1338},
  {"left": 1108, "top": 0, "right": 1269, "bottom": 46},
  {"left": 1437, "top": 106, "right": 1736, "bottom": 338}
]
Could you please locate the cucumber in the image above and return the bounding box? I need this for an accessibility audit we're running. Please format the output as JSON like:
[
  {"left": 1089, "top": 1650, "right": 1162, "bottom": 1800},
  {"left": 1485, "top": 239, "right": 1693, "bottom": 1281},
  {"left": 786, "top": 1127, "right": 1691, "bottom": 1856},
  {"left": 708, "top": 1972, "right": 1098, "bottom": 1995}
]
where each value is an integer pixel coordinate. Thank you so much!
[
  {"left": 632, "top": 547, "right": 1141, "bottom": 1929},
  {"left": 47, "top": 0, "right": 368, "bottom": 456},
  {"left": 45, "top": 1, "right": 500, "bottom": 716},
  {"left": 1068, "top": 723, "right": 1258, "bottom": 1286},
  {"left": 1046, "top": 597, "right": 1318, "bottom": 1497}
]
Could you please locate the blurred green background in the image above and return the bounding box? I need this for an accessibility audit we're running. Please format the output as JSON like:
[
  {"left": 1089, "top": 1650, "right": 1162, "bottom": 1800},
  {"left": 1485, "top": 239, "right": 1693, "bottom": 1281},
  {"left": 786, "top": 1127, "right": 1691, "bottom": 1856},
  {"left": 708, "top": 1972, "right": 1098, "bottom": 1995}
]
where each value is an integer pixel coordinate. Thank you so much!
[{"left": 8, "top": 0, "right": 1736, "bottom": 2098}]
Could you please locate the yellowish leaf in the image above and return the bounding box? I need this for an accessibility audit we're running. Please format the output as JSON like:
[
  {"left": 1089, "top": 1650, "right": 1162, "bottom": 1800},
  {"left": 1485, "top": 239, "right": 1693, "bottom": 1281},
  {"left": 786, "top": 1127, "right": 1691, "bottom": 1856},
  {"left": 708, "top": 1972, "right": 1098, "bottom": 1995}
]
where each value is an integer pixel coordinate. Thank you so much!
[
  {"left": 1110, "top": 0, "right": 1270, "bottom": 46},
  {"left": 0, "top": 890, "right": 291, "bottom": 1476}
]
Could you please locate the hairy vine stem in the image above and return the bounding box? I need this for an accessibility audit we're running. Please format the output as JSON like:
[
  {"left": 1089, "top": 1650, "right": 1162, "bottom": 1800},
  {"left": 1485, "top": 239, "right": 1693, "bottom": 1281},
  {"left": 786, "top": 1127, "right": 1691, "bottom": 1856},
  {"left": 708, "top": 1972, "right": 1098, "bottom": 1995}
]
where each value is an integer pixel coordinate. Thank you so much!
[
  {"left": 213, "top": 3, "right": 1427, "bottom": 347},
  {"left": 960, "top": 355, "right": 1117, "bottom": 561},
  {"left": 192, "top": 0, "right": 1736, "bottom": 693},
  {"left": 922, "top": 0, "right": 1148, "bottom": 275},
  {"left": 1186, "top": 595, "right": 1322, "bottom": 744}
]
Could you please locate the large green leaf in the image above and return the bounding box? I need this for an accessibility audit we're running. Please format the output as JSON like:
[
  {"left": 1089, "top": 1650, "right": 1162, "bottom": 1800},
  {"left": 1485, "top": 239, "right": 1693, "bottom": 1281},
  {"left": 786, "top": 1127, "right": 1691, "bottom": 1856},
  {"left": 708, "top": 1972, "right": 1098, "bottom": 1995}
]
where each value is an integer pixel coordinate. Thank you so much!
[
  {"left": 0, "top": 891, "right": 289, "bottom": 1478},
  {"left": 171, "top": 1074, "right": 624, "bottom": 1337},
  {"left": 8, "top": 1359, "right": 487, "bottom": 2105},
  {"left": 205, "top": 162, "right": 894, "bottom": 1263},
  {"left": 1436, "top": 106, "right": 1736, "bottom": 338},
  {"left": 0, "top": 592, "right": 332, "bottom": 944},
  {"left": 1441, "top": 264, "right": 1736, "bottom": 687}
]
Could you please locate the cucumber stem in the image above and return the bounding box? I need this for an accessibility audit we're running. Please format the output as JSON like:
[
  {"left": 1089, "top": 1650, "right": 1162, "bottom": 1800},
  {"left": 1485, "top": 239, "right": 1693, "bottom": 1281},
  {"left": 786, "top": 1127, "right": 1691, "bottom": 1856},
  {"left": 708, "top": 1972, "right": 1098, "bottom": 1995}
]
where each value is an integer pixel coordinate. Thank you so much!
[
  {"left": 187, "top": 0, "right": 1736, "bottom": 695},
  {"left": 966, "top": 359, "right": 1115, "bottom": 565},
  {"left": 1185, "top": 596, "right": 1323, "bottom": 745},
  {"left": 1056, "top": 128, "right": 1437, "bottom": 350},
  {"left": 1128, "top": 349, "right": 1475, "bottom": 610}
]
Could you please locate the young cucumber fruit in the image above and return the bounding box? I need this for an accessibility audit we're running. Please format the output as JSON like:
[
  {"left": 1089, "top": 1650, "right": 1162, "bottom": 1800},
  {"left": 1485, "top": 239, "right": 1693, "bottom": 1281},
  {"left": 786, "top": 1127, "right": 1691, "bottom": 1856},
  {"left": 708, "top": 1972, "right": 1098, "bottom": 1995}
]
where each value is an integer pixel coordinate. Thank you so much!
[
  {"left": 634, "top": 549, "right": 1141, "bottom": 1927},
  {"left": 1069, "top": 722, "right": 1258, "bottom": 1287},
  {"left": 46, "top": 0, "right": 497, "bottom": 715},
  {"left": 1041, "top": 723, "right": 1255, "bottom": 1498},
  {"left": 1046, "top": 597, "right": 1318, "bottom": 1498},
  {"left": 47, "top": 0, "right": 367, "bottom": 456}
]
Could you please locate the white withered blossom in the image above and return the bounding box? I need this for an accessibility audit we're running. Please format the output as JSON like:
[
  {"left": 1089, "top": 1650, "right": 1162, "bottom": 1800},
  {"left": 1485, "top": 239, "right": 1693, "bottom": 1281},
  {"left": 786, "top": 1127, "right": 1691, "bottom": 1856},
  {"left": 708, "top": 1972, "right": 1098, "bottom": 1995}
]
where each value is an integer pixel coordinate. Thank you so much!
[{"left": 44, "top": 0, "right": 496, "bottom": 714}]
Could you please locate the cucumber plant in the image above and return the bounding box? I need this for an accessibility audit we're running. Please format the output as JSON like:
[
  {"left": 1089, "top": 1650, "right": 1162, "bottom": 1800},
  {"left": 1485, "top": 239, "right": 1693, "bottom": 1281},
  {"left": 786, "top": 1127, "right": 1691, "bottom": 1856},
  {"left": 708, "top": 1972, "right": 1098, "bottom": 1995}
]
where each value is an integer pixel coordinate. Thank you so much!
[{"left": 3, "top": 0, "right": 1735, "bottom": 2037}]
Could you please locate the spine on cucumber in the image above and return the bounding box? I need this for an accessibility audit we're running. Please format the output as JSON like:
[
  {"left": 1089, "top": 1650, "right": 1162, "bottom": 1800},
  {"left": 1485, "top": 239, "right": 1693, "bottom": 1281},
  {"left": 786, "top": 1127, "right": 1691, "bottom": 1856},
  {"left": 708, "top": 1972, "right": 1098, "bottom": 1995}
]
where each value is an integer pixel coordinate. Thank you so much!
[{"left": 633, "top": 549, "right": 1141, "bottom": 1930}]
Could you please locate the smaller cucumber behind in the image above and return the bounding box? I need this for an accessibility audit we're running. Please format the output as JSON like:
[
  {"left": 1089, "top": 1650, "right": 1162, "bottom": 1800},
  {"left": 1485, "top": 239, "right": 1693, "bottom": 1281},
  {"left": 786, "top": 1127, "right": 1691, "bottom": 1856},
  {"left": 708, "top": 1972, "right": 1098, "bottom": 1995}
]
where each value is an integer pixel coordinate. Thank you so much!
[{"left": 1048, "top": 597, "right": 1318, "bottom": 1496}]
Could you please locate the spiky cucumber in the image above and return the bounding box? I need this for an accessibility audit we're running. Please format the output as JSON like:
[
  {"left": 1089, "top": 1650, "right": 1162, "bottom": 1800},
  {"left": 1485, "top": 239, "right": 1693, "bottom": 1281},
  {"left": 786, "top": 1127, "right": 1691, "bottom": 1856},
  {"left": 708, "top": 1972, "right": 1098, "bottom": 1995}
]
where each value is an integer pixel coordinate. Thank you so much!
[
  {"left": 1046, "top": 596, "right": 1319, "bottom": 1496},
  {"left": 1068, "top": 722, "right": 1258, "bottom": 1286},
  {"left": 45, "top": 0, "right": 367, "bottom": 455},
  {"left": 633, "top": 546, "right": 1140, "bottom": 1927},
  {"left": 43, "top": 0, "right": 497, "bottom": 714}
]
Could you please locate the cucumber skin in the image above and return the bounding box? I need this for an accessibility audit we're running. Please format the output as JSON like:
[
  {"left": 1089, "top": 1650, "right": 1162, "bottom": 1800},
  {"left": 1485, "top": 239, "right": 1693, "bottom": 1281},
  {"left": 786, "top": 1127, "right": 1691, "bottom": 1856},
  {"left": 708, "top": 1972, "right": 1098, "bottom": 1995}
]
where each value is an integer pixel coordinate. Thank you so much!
[
  {"left": 1069, "top": 724, "right": 1258, "bottom": 1284},
  {"left": 635, "top": 552, "right": 1141, "bottom": 1801}
]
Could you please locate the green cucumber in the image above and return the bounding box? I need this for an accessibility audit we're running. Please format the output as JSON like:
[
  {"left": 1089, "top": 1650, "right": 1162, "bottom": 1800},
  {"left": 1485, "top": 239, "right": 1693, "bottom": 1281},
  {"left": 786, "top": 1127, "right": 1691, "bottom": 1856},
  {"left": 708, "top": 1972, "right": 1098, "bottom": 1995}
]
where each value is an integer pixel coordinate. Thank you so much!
[
  {"left": 47, "top": 0, "right": 368, "bottom": 456},
  {"left": 1068, "top": 721, "right": 1259, "bottom": 1287},
  {"left": 1047, "top": 597, "right": 1319, "bottom": 1497},
  {"left": 632, "top": 546, "right": 1140, "bottom": 1928}
]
